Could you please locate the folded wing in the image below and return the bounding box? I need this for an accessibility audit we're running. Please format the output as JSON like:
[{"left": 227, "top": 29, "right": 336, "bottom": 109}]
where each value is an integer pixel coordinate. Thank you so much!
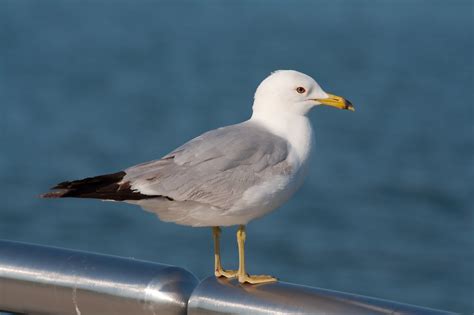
[{"left": 124, "top": 121, "right": 290, "bottom": 210}]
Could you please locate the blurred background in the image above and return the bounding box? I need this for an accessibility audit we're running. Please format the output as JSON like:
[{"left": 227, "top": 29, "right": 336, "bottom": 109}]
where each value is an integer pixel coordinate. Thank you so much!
[{"left": 0, "top": 0, "right": 472, "bottom": 313}]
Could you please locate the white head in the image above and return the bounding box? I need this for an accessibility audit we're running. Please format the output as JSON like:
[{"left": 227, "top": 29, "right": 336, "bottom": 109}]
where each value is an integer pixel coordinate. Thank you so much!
[{"left": 252, "top": 70, "right": 353, "bottom": 116}]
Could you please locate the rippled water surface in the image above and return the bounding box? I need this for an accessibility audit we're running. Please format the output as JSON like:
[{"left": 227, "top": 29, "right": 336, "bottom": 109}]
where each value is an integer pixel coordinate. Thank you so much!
[{"left": 0, "top": 1, "right": 472, "bottom": 312}]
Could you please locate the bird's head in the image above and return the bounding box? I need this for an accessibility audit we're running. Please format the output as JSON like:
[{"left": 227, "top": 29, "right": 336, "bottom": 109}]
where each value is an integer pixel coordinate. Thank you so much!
[{"left": 252, "top": 70, "right": 354, "bottom": 116}]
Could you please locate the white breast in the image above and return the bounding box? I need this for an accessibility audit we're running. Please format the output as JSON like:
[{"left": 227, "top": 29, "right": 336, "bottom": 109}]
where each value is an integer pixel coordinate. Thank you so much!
[
  {"left": 224, "top": 113, "right": 314, "bottom": 223},
  {"left": 251, "top": 112, "right": 314, "bottom": 170},
  {"left": 253, "top": 112, "right": 314, "bottom": 202}
]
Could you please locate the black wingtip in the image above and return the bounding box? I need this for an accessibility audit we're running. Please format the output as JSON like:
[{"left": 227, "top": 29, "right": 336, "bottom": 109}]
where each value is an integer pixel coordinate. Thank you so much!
[
  {"left": 40, "top": 190, "right": 68, "bottom": 198},
  {"left": 52, "top": 181, "right": 73, "bottom": 189},
  {"left": 40, "top": 171, "right": 158, "bottom": 201}
]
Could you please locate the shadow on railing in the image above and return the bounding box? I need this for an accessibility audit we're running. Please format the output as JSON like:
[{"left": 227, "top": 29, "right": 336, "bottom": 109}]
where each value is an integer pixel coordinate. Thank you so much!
[{"left": 0, "top": 240, "right": 457, "bottom": 315}]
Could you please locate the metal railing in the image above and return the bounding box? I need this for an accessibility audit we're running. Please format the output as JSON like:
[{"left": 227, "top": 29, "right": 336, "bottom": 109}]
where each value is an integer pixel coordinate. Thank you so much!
[
  {"left": 0, "top": 240, "right": 197, "bottom": 315},
  {"left": 0, "top": 240, "right": 456, "bottom": 315}
]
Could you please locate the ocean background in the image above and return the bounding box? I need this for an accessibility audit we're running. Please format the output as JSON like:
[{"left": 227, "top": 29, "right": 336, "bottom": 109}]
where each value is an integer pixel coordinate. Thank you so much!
[{"left": 0, "top": 1, "right": 472, "bottom": 313}]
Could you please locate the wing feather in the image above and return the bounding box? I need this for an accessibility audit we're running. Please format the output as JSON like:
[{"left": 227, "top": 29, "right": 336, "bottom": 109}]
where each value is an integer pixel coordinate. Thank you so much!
[{"left": 124, "top": 121, "right": 291, "bottom": 210}]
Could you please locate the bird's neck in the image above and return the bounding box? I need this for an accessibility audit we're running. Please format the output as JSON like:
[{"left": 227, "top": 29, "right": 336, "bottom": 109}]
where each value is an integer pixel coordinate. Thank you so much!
[{"left": 250, "top": 111, "right": 314, "bottom": 167}]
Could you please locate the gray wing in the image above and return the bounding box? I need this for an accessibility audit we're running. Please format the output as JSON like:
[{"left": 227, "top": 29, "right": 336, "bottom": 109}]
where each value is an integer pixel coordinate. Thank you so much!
[{"left": 123, "top": 121, "right": 291, "bottom": 210}]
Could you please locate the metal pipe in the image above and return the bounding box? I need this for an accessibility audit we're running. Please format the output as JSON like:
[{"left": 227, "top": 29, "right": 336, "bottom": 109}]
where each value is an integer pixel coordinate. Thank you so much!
[
  {"left": 0, "top": 240, "right": 198, "bottom": 315},
  {"left": 188, "top": 277, "right": 456, "bottom": 315},
  {"left": 0, "top": 240, "right": 457, "bottom": 315}
]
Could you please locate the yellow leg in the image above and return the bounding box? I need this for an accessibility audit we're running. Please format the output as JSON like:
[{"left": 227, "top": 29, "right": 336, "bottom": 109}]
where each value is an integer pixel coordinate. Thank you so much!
[
  {"left": 236, "top": 225, "right": 277, "bottom": 284},
  {"left": 212, "top": 226, "right": 237, "bottom": 278}
]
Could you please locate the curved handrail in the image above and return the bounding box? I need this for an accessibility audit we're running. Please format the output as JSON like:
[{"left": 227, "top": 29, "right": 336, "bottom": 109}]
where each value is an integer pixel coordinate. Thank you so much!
[
  {"left": 0, "top": 240, "right": 456, "bottom": 315},
  {"left": 0, "top": 240, "right": 198, "bottom": 315}
]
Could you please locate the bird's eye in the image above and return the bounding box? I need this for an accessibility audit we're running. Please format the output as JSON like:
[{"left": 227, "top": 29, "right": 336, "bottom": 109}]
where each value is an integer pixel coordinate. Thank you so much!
[{"left": 296, "top": 87, "right": 306, "bottom": 94}]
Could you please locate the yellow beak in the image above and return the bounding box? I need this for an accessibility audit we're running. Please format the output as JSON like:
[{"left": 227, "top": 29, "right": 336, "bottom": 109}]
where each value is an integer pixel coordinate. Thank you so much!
[{"left": 315, "top": 93, "right": 355, "bottom": 111}]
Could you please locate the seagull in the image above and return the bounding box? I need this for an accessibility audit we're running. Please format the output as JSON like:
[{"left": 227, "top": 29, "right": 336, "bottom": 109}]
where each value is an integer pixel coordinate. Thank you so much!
[{"left": 42, "top": 70, "right": 354, "bottom": 284}]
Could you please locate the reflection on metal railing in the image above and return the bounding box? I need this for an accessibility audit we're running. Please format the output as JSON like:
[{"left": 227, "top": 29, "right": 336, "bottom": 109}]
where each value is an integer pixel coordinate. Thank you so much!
[
  {"left": 188, "top": 277, "right": 456, "bottom": 315},
  {"left": 0, "top": 240, "right": 198, "bottom": 315},
  {"left": 0, "top": 240, "right": 456, "bottom": 315}
]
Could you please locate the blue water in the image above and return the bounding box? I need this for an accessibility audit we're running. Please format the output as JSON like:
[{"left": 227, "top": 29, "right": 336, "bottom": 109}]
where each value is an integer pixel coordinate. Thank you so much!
[{"left": 0, "top": 1, "right": 472, "bottom": 312}]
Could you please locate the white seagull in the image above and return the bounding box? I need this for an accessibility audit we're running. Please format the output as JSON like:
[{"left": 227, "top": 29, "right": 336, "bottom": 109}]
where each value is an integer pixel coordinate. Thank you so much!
[{"left": 42, "top": 70, "right": 354, "bottom": 284}]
